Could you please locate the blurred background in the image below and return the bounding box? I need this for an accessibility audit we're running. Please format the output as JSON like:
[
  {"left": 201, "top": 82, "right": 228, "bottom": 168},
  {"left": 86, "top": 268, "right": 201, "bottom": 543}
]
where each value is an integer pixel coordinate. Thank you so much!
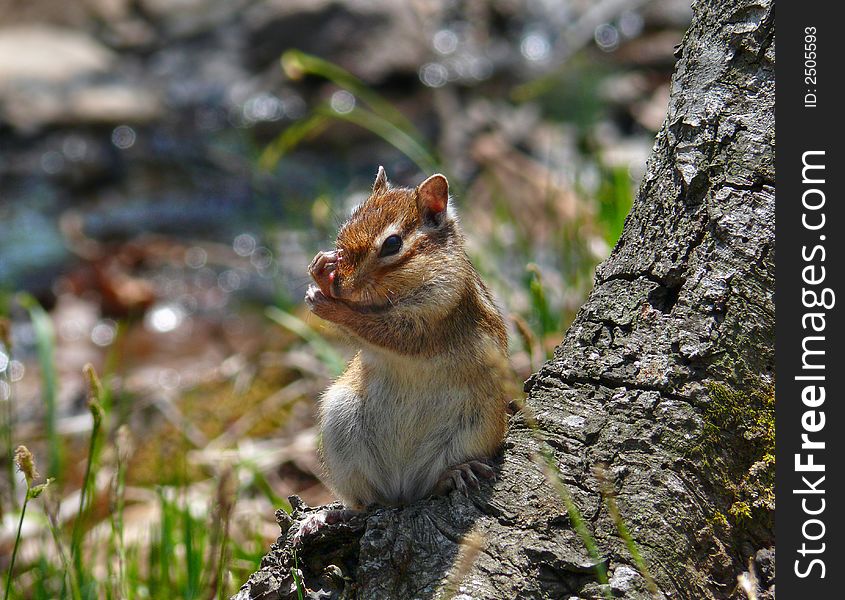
[{"left": 0, "top": 0, "right": 691, "bottom": 597}]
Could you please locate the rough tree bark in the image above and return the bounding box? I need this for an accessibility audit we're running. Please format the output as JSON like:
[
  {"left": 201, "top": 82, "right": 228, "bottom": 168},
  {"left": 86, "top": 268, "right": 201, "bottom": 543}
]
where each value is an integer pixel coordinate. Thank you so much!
[{"left": 233, "top": 0, "right": 775, "bottom": 598}]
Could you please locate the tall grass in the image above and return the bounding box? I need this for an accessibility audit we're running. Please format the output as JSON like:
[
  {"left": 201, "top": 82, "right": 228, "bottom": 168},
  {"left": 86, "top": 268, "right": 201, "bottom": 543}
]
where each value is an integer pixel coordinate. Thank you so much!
[
  {"left": 5, "top": 447, "right": 53, "bottom": 600},
  {"left": 69, "top": 365, "right": 105, "bottom": 596},
  {"left": 1, "top": 299, "right": 263, "bottom": 600},
  {"left": 1, "top": 318, "right": 17, "bottom": 513},
  {"left": 18, "top": 294, "right": 61, "bottom": 478},
  {"left": 107, "top": 425, "right": 130, "bottom": 600}
]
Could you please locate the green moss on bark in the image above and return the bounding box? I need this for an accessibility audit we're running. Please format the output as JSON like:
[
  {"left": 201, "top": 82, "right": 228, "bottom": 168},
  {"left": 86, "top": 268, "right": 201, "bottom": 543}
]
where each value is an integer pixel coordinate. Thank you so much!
[{"left": 696, "top": 382, "right": 775, "bottom": 529}]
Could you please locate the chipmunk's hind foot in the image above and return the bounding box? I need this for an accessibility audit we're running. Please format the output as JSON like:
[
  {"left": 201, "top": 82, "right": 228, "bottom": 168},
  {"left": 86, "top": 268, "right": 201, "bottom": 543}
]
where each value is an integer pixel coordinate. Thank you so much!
[{"left": 434, "top": 459, "right": 496, "bottom": 497}]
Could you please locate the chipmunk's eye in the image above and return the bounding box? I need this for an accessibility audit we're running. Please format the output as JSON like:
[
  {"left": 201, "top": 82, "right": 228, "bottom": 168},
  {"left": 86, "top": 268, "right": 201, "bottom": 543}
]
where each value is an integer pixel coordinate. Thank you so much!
[{"left": 379, "top": 234, "right": 402, "bottom": 257}]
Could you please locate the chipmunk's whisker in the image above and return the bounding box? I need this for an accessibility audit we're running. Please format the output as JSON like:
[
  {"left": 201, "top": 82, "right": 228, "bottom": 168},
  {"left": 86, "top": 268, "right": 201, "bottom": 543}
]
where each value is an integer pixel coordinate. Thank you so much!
[{"left": 375, "top": 283, "right": 396, "bottom": 307}]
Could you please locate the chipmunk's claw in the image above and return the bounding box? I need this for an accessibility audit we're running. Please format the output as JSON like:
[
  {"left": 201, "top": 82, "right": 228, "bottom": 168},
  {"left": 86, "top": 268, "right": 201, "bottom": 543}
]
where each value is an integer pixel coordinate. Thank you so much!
[{"left": 435, "top": 459, "right": 496, "bottom": 497}]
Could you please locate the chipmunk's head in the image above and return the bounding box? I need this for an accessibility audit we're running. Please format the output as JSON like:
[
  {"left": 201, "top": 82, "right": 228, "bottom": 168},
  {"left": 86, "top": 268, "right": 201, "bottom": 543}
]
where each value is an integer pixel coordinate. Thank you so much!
[{"left": 315, "top": 167, "right": 463, "bottom": 310}]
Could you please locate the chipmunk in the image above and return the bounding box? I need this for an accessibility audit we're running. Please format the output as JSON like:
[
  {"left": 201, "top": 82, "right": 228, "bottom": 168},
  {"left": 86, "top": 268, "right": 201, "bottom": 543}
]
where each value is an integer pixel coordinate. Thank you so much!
[{"left": 304, "top": 167, "right": 510, "bottom": 512}]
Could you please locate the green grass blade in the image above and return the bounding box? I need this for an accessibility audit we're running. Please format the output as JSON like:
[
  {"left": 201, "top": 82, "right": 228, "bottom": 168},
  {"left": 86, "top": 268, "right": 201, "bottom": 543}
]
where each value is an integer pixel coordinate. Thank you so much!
[
  {"left": 291, "top": 550, "right": 305, "bottom": 600},
  {"left": 17, "top": 294, "right": 61, "bottom": 477},
  {"left": 259, "top": 113, "right": 330, "bottom": 170},
  {"left": 264, "top": 50, "right": 441, "bottom": 175},
  {"left": 316, "top": 105, "right": 439, "bottom": 174},
  {"left": 71, "top": 366, "right": 106, "bottom": 595},
  {"left": 181, "top": 502, "right": 207, "bottom": 599},
  {"left": 526, "top": 265, "right": 559, "bottom": 340},
  {"left": 163, "top": 492, "right": 175, "bottom": 594},
  {"left": 265, "top": 306, "right": 345, "bottom": 377},
  {"left": 0, "top": 318, "right": 18, "bottom": 513},
  {"left": 3, "top": 493, "right": 29, "bottom": 600},
  {"left": 515, "top": 399, "right": 611, "bottom": 598},
  {"left": 535, "top": 450, "right": 611, "bottom": 599},
  {"left": 244, "top": 463, "right": 291, "bottom": 513},
  {"left": 281, "top": 50, "right": 423, "bottom": 141}
]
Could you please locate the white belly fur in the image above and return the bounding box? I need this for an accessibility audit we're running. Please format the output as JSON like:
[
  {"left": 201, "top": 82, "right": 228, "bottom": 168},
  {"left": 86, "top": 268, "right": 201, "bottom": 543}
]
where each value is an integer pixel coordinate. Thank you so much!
[{"left": 319, "top": 350, "right": 475, "bottom": 506}]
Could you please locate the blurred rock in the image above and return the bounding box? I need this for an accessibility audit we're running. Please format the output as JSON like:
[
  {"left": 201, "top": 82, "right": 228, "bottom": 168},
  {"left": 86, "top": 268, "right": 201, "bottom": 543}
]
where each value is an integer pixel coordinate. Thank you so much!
[
  {"left": 3, "top": 83, "right": 162, "bottom": 130},
  {"left": 87, "top": 0, "right": 133, "bottom": 22},
  {"left": 139, "top": 0, "right": 249, "bottom": 38},
  {"left": 244, "top": 0, "right": 432, "bottom": 81},
  {"left": 0, "top": 199, "right": 70, "bottom": 292},
  {"left": 632, "top": 82, "right": 671, "bottom": 131},
  {"left": 615, "top": 30, "right": 683, "bottom": 67},
  {"left": 641, "top": 0, "right": 694, "bottom": 28},
  {"left": 66, "top": 84, "right": 162, "bottom": 123},
  {"left": 0, "top": 25, "right": 162, "bottom": 130},
  {"left": 598, "top": 72, "right": 651, "bottom": 106},
  {"left": 0, "top": 0, "right": 95, "bottom": 28},
  {"left": 0, "top": 25, "right": 114, "bottom": 85}
]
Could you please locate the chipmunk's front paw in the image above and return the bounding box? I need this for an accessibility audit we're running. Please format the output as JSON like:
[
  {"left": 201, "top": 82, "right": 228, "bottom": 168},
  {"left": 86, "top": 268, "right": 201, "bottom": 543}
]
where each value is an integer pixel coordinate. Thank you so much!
[
  {"left": 434, "top": 459, "right": 496, "bottom": 497},
  {"left": 305, "top": 284, "right": 327, "bottom": 308},
  {"left": 308, "top": 249, "right": 339, "bottom": 297},
  {"left": 305, "top": 284, "right": 338, "bottom": 317}
]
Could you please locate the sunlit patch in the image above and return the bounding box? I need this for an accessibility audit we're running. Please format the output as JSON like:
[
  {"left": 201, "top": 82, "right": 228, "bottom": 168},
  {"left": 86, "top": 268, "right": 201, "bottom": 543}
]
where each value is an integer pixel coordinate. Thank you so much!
[
  {"left": 250, "top": 247, "right": 274, "bottom": 270},
  {"left": 59, "top": 319, "right": 85, "bottom": 342},
  {"left": 218, "top": 270, "right": 243, "bottom": 293},
  {"left": 9, "top": 360, "right": 24, "bottom": 382},
  {"left": 233, "top": 233, "right": 256, "bottom": 257},
  {"left": 619, "top": 11, "right": 644, "bottom": 38},
  {"left": 520, "top": 32, "right": 551, "bottom": 62},
  {"left": 91, "top": 319, "right": 118, "bottom": 346},
  {"left": 433, "top": 29, "right": 459, "bottom": 55},
  {"left": 467, "top": 56, "right": 493, "bottom": 81},
  {"left": 242, "top": 93, "right": 285, "bottom": 123},
  {"left": 111, "top": 125, "right": 136, "bottom": 149},
  {"left": 185, "top": 246, "right": 208, "bottom": 269},
  {"left": 157, "top": 368, "right": 181, "bottom": 390},
  {"left": 330, "top": 90, "right": 355, "bottom": 114},
  {"left": 0, "top": 350, "right": 8, "bottom": 373},
  {"left": 62, "top": 135, "right": 87, "bottom": 161},
  {"left": 594, "top": 23, "right": 620, "bottom": 52},
  {"left": 0, "top": 381, "right": 9, "bottom": 401},
  {"left": 419, "top": 62, "right": 448, "bottom": 88},
  {"left": 145, "top": 303, "right": 186, "bottom": 333},
  {"left": 40, "top": 150, "right": 64, "bottom": 174}
]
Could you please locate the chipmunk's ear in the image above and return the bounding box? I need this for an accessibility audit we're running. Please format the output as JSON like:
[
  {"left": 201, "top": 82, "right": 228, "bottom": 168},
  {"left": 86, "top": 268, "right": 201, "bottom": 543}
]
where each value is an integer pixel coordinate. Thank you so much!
[
  {"left": 372, "top": 166, "right": 388, "bottom": 195},
  {"left": 417, "top": 174, "right": 449, "bottom": 225}
]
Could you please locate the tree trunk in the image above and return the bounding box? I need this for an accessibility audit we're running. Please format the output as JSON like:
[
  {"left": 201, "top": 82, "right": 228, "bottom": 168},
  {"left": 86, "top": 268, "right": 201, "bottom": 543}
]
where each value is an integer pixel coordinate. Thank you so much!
[{"left": 233, "top": 0, "right": 775, "bottom": 598}]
